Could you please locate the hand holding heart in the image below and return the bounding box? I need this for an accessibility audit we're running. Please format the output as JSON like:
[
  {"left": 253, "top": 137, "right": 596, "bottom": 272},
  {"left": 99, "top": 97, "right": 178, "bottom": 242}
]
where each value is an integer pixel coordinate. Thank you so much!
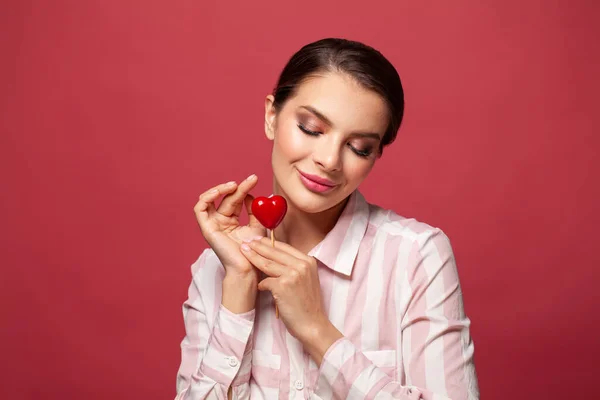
[
  {"left": 195, "top": 178, "right": 342, "bottom": 361},
  {"left": 193, "top": 175, "right": 266, "bottom": 280},
  {"left": 240, "top": 236, "right": 332, "bottom": 343}
]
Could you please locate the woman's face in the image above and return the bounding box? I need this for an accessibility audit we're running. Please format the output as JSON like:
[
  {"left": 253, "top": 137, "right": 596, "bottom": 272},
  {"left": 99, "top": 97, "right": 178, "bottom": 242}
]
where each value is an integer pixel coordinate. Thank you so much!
[{"left": 265, "top": 72, "right": 389, "bottom": 214}]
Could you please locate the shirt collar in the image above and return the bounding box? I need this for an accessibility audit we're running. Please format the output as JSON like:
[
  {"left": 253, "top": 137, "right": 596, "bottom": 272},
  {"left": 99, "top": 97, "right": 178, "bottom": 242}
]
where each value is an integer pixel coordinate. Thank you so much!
[{"left": 308, "top": 190, "right": 370, "bottom": 277}]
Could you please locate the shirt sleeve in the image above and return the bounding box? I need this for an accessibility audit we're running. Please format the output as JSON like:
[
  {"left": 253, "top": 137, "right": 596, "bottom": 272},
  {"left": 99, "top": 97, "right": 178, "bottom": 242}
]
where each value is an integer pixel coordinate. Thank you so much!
[
  {"left": 175, "top": 249, "right": 256, "bottom": 400},
  {"left": 314, "top": 229, "right": 479, "bottom": 400}
]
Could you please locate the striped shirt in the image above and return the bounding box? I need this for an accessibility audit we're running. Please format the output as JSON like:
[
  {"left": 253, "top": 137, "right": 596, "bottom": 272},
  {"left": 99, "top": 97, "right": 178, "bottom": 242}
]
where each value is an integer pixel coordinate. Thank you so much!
[{"left": 176, "top": 190, "right": 479, "bottom": 399}]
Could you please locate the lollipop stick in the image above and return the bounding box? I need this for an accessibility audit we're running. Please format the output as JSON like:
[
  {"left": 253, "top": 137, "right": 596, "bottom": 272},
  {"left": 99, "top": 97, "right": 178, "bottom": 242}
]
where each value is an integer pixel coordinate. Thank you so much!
[{"left": 271, "top": 229, "right": 279, "bottom": 319}]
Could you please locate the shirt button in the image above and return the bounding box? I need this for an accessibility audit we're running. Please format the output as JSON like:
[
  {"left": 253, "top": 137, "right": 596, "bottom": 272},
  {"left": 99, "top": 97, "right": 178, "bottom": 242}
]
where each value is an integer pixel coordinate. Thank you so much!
[
  {"left": 294, "top": 380, "right": 304, "bottom": 390},
  {"left": 228, "top": 357, "right": 239, "bottom": 367}
]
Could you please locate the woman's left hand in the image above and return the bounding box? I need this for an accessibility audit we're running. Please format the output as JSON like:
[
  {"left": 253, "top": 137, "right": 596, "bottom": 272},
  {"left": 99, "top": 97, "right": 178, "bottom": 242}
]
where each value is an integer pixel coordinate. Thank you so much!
[{"left": 240, "top": 237, "right": 342, "bottom": 352}]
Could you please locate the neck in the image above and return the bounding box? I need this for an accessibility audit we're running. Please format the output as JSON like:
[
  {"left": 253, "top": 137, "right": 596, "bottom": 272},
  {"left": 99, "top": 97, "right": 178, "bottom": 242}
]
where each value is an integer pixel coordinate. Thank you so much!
[{"left": 272, "top": 183, "right": 349, "bottom": 254}]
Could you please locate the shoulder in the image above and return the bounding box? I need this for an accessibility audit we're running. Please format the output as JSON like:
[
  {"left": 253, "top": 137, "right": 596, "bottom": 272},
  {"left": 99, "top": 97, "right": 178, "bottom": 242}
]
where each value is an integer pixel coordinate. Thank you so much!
[
  {"left": 366, "top": 202, "right": 453, "bottom": 252},
  {"left": 365, "top": 204, "right": 460, "bottom": 289}
]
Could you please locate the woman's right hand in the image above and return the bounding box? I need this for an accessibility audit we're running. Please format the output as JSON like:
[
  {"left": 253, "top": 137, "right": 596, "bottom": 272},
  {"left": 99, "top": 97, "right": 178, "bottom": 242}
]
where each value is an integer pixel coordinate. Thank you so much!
[{"left": 193, "top": 174, "right": 266, "bottom": 281}]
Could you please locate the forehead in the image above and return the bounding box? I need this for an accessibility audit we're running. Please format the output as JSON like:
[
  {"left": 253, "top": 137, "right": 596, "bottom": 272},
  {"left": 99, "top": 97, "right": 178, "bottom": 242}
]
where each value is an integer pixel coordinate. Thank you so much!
[{"left": 286, "top": 72, "right": 389, "bottom": 136}]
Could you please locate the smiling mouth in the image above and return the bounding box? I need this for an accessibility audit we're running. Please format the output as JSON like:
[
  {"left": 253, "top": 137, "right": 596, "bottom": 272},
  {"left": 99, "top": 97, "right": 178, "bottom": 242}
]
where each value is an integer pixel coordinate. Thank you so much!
[
  {"left": 297, "top": 170, "right": 337, "bottom": 193},
  {"left": 298, "top": 170, "right": 336, "bottom": 186}
]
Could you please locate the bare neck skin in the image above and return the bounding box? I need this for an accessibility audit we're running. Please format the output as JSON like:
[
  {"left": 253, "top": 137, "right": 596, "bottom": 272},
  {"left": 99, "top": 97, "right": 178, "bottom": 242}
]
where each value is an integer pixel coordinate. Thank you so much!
[{"left": 272, "top": 179, "right": 348, "bottom": 254}]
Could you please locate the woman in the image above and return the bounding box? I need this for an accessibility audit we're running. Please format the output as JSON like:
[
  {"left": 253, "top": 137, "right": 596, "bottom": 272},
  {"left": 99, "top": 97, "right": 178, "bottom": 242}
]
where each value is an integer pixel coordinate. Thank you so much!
[{"left": 176, "top": 38, "right": 479, "bottom": 400}]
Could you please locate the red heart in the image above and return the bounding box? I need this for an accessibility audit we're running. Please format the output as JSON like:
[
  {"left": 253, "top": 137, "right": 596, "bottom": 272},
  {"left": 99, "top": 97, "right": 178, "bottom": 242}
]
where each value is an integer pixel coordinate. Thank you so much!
[{"left": 251, "top": 195, "right": 288, "bottom": 230}]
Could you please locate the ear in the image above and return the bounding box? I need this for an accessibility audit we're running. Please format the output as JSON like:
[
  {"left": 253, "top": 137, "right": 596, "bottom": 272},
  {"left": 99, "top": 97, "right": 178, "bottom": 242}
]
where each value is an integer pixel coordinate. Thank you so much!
[{"left": 264, "top": 95, "right": 276, "bottom": 141}]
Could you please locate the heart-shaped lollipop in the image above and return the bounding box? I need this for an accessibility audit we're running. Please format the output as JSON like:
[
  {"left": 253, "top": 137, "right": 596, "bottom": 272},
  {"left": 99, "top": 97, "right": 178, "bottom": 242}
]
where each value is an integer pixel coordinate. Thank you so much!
[
  {"left": 251, "top": 195, "right": 287, "bottom": 230},
  {"left": 251, "top": 195, "right": 287, "bottom": 319}
]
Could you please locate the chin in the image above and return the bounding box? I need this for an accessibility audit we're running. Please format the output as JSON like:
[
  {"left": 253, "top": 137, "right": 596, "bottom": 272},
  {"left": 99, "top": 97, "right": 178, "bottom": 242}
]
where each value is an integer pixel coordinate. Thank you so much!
[{"left": 282, "top": 182, "right": 346, "bottom": 214}]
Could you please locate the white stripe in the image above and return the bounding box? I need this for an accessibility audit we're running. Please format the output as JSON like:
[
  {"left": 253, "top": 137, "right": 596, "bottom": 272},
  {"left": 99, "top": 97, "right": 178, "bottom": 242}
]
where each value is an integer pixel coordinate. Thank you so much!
[
  {"left": 191, "top": 251, "right": 217, "bottom": 367},
  {"left": 335, "top": 194, "right": 368, "bottom": 275},
  {"left": 373, "top": 391, "right": 396, "bottom": 400},
  {"left": 363, "top": 349, "right": 396, "bottom": 368},
  {"left": 250, "top": 382, "right": 278, "bottom": 399},
  {"left": 197, "top": 250, "right": 219, "bottom": 323},
  {"left": 328, "top": 275, "right": 350, "bottom": 332},
  {"left": 361, "top": 229, "right": 386, "bottom": 350},
  {"left": 380, "top": 221, "right": 433, "bottom": 240},
  {"left": 254, "top": 289, "right": 273, "bottom": 353},
  {"left": 431, "top": 393, "right": 452, "bottom": 400},
  {"left": 251, "top": 350, "right": 281, "bottom": 368},
  {"left": 216, "top": 309, "right": 253, "bottom": 342},
  {"left": 286, "top": 331, "right": 304, "bottom": 400},
  {"left": 202, "top": 346, "right": 238, "bottom": 374}
]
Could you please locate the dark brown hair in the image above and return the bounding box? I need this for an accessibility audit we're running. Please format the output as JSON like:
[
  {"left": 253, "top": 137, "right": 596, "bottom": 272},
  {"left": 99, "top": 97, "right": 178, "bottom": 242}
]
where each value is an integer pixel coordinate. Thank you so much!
[{"left": 272, "top": 38, "right": 404, "bottom": 155}]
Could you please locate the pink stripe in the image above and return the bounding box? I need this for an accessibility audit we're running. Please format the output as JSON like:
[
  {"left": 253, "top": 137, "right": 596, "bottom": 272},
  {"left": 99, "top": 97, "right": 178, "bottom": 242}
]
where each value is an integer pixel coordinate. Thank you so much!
[
  {"left": 317, "top": 259, "right": 335, "bottom": 327},
  {"left": 271, "top": 310, "right": 288, "bottom": 399},
  {"left": 344, "top": 223, "right": 377, "bottom": 344},
  {"left": 199, "top": 364, "right": 232, "bottom": 386},
  {"left": 179, "top": 313, "right": 201, "bottom": 381},
  {"left": 380, "top": 235, "right": 403, "bottom": 353},
  {"left": 209, "top": 325, "right": 247, "bottom": 357},
  {"left": 213, "top": 261, "right": 224, "bottom": 319},
  {"left": 407, "top": 241, "right": 430, "bottom": 387},
  {"left": 380, "top": 383, "right": 422, "bottom": 399},
  {"left": 232, "top": 371, "right": 251, "bottom": 386},
  {"left": 365, "top": 374, "right": 392, "bottom": 399},
  {"left": 331, "top": 352, "right": 373, "bottom": 398},
  {"left": 434, "top": 231, "right": 467, "bottom": 399}
]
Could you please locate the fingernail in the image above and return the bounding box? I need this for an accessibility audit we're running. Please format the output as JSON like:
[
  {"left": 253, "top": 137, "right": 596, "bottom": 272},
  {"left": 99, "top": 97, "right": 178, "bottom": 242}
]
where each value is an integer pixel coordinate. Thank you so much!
[
  {"left": 252, "top": 235, "right": 263, "bottom": 241},
  {"left": 241, "top": 243, "right": 251, "bottom": 252},
  {"left": 242, "top": 237, "right": 253, "bottom": 243},
  {"left": 226, "top": 181, "right": 236, "bottom": 186},
  {"left": 209, "top": 189, "right": 218, "bottom": 194},
  {"left": 246, "top": 174, "right": 256, "bottom": 181}
]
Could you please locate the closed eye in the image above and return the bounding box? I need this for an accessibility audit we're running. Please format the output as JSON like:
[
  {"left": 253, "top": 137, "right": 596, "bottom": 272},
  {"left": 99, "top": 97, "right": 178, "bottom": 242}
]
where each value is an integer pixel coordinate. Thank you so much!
[
  {"left": 298, "top": 123, "right": 320, "bottom": 136},
  {"left": 299, "top": 123, "right": 373, "bottom": 158}
]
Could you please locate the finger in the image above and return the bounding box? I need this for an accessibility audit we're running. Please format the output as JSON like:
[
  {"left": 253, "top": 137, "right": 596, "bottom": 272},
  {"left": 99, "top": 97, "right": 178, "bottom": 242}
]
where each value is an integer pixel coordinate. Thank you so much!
[
  {"left": 257, "top": 277, "right": 278, "bottom": 293},
  {"left": 240, "top": 243, "right": 285, "bottom": 277},
  {"left": 248, "top": 239, "right": 304, "bottom": 269},
  {"left": 218, "top": 174, "right": 258, "bottom": 217},
  {"left": 244, "top": 194, "right": 262, "bottom": 228},
  {"left": 255, "top": 237, "right": 312, "bottom": 262},
  {"left": 194, "top": 181, "right": 238, "bottom": 222}
]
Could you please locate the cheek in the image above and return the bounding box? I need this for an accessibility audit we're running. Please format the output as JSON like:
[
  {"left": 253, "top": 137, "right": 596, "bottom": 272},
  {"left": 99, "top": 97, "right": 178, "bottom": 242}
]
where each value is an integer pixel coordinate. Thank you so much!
[
  {"left": 275, "top": 122, "right": 310, "bottom": 160},
  {"left": 342, "top": 155, "right": 375, "bottom": 181}
]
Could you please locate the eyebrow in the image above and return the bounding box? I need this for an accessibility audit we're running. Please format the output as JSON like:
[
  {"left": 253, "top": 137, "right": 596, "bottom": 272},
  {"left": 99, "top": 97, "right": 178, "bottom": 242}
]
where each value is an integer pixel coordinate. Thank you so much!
[{"left": 299, "top": 105, "right": 382, "bottom": 141}]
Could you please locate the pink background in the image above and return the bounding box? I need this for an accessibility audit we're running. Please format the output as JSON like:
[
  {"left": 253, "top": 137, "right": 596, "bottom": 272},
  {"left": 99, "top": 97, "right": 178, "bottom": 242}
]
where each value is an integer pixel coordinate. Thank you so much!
[{"left": 1, "top": 1, "right": 598, "bottom": 399}]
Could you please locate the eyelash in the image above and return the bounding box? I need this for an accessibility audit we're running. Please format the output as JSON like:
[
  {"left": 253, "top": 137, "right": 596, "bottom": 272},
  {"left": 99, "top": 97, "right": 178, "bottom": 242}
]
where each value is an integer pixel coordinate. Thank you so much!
[{"left": 297, "top": 123, "right": 373, "bottom": 158}]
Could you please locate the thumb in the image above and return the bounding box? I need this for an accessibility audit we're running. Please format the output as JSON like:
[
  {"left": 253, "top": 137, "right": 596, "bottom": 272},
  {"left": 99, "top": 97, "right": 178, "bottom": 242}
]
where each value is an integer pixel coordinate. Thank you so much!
[{"left": 257, "top": 277, "right": 278, "bottom": 293}]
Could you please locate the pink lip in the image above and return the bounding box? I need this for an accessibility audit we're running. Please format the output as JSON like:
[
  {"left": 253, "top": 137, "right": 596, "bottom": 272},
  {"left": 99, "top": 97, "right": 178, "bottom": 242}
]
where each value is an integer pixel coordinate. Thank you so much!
[
  {"left": 298, "top": 170, "right": 336, "bottom": 186},
  {"left": 297, "top": 170, "right": 337, "bottom": 193}
]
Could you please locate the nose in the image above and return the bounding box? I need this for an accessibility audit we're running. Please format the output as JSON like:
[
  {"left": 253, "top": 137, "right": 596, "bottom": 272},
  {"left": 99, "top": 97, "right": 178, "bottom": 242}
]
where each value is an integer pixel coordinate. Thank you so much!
[{"left": 312, "top": 138, "right": 342, "bottom": 172}]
